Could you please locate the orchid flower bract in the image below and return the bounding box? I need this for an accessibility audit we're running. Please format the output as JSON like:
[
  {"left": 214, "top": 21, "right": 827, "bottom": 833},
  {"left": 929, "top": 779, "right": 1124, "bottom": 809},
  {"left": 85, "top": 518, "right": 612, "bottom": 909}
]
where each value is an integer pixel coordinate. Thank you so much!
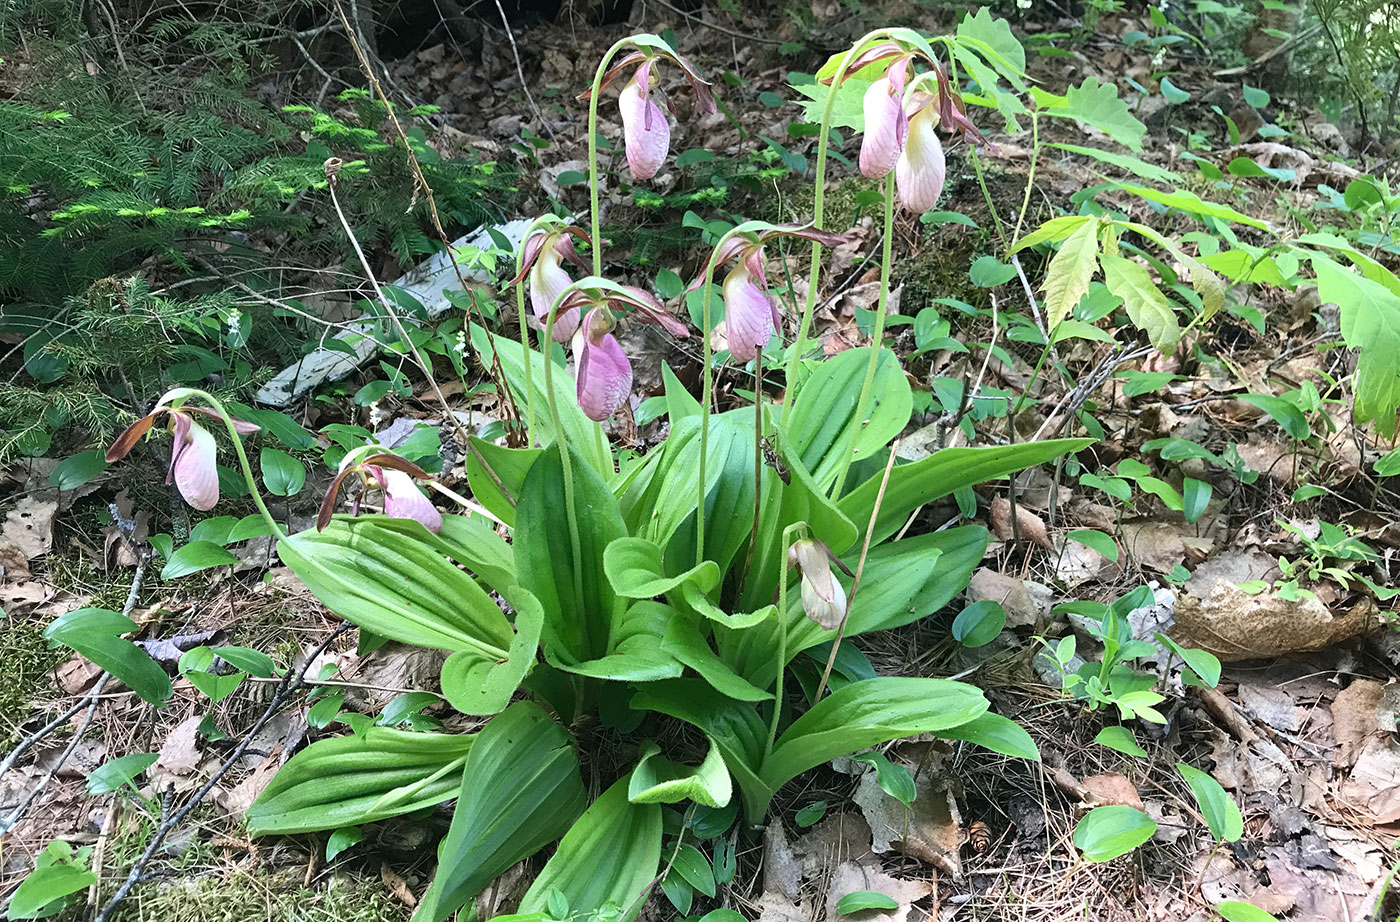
[{"left": 317, "top": 450, "right": 442, "bottom": 533}]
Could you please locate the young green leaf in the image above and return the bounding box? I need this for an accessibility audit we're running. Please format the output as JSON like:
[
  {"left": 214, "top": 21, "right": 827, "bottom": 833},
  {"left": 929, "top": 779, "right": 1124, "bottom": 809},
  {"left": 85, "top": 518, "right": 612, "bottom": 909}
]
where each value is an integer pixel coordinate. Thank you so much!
[
  {"left": 1068, "top": 529, "right": 1119, "bottom": 562},
  {"left": 1041, "top": 217, "right": 1101, "bottom": 331},
  {"left": 1216, "top": 900, "right": 1282, "bottom": 922},
  {"left": 325, "top": 826, "right": 364, "bottom": 861},
  {"left": 1094, "top": 726, "right": 1148, "bottom": 757},
  {"left": 44, "top": 608, "right": 172, "bottom": 705},
  {"left": 849, "top": 750, "right": 917, "bottom": 806},
  {"left": 87, "top": 752, "right": 159, "bottom": 795},
  {"left": 1177, "top": 763, "right": 1243, "bottom": 842},
  {"left": 1182, "top": 477, "right": 1211, "bottom": 525},
  {"left": 1073, "top": 805, "right": 1157, "bottom": 861},
  {"left": 1100, "top": 252, "right": 1181, "bottom": 353},
  {"left": 835, "top": 890, "right": 899, "bottom": 914},
  {"left": 211, "top": 645, "right": 275, "bottom": 678},
  {"left": 951, "top": 600, "right": 1007, "bottom": 648},
  {"left": 51, "top": 451, "right": 108, "bottom": 491},
  {"left": 795, "top": 800, "right": 827, "bottom": 827},
  {"left": 160, "top": 541, "right": 237, "bottom": 579},
  {"left": 1239, "top": 394, "right": 1309, "bottom": 439},
  {"left": 7, "top": 865, "right": 97, "bottom": 919},
  {"left": 260, "top": 447, "right": 306, "bottom": 496}
]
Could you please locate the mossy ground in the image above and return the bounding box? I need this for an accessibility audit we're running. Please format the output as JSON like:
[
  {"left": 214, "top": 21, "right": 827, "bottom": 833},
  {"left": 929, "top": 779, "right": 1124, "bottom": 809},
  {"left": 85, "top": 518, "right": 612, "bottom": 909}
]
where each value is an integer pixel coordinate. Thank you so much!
[
  {"left": 0, "top": 617, "right": 65, "bottom": 751},
  {"left": 108, "top": 872, "right": 410, "bottom": 922}
]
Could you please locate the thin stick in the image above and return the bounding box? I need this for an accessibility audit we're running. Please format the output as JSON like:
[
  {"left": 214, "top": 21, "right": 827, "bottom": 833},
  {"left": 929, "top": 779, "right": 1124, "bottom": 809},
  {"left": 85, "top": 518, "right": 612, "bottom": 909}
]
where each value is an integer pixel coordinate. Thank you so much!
[
  {"left": 490, "top": 0, "right": 557, "bottom": 142},
  {"left": 92, "top": 624, "right": 353, "bottom": 922},
  {"left": 813, "top": 436, "right": 900, "bottom": 703}
]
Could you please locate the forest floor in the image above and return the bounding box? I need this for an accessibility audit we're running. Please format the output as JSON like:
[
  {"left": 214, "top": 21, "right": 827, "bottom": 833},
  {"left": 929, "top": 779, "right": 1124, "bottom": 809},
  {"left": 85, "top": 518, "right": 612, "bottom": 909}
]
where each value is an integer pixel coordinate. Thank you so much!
[{"left": 3, "top": 2, "right": 1400, "bottom": 922}]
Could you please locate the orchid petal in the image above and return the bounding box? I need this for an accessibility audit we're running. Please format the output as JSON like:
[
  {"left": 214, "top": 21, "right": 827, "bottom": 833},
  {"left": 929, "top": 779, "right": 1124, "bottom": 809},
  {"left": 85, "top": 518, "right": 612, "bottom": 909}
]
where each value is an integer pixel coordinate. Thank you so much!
[
  {"left": 531, "top": 252, "right": 580, "bottom": 342},
  {"left": 185, "top": 405, "right": 259, "bottom": 435},
  {"left": 859, "top": 76, "right": 905, "bottom": 179},
  {"left": 619, "top": 64, "right": 670, "bottom": 180},
  {"left": 170, "top": 415, "right": 220, "bottom": 511},
  {"left": 896, "top": 107, "right": 946, "bottom": 214},
  {"left": 381, "top": 468, "right": 443, "bottom": 533},
  {"left": 722, "top": 260, "right": 778, "bottom": 363},
  {"left": 609, "top": 286, "right": 690, "bottom": 338},
  {"left": 105, "top": 413, "right": 160, "bottom": 462},
  {"left": 575, "top": 309, "right": 633, "bottom": 421}
]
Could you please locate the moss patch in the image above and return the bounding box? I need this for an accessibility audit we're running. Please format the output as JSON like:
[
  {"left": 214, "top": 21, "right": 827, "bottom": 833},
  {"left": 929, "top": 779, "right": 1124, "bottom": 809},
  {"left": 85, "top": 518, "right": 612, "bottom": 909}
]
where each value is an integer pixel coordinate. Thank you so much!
[
  {"left": 0, "top": 618, "right": 65, "bottom": 751},
  {"left": 110, "top": 872, "right": 411, "bottom": 922}
]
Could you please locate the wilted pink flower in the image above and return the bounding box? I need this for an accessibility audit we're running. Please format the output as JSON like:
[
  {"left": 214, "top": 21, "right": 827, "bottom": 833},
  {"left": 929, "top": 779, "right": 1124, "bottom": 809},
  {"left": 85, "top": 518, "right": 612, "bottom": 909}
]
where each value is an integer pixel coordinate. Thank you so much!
[
  {"left": 318, "top": 452, "right": 441, "bottom": 533},
  {"left": 566, "top": 285, "right": 690, "bottom": 421},
  {"left": 788, "top": 539, "right": 850, "bottom": 631},
  {"left": 688, "top": 224, "right": 847, "bottom": 363},
  {"left": 106, "top": 401, "right": 258, "bottom": 511},
  {"left": 585, "top": 48, "right": 716, "bottom": 181},
  {"left": 512, "top": 225, "right": 591, "bottom": 342}
]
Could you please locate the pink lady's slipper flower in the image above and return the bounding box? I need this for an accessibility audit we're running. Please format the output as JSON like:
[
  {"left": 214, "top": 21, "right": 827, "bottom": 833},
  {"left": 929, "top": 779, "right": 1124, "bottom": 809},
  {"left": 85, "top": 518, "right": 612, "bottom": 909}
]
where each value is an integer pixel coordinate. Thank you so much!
[
  {"left": 106, "top": 397, "right": 259, "bottom": 511},
  {"left": 584, "top": 45, "right": 717, "bottom": 180},
  {"left": 830, "top": 43, "right": 989, "bottom": 214},
  {"left": 511, "top": 223, "right": 592, "bottom": 342},
  {"left": 788, "top": 539, "right": 853, "bottom": 631},
  {"left": 317, "top": 451, "right": 441, "bottom": 533},
  {"left": 563, "top": 285, "right": 690, "bottom": 421},
  {"left": 688, "top": 224, "right": 848, "bottom": 362}
]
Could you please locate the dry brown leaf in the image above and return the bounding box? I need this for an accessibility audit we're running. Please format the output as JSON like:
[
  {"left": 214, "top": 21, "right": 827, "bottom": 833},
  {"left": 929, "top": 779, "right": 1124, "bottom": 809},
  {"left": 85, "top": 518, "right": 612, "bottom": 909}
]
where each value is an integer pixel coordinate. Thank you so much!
[
  {"left": 824, "top": 861, "right": 931, "bottom": 922},
  {"left": 1119, "top": 520, "right": 1186, "bottom": 573},
  {"left": 153, "top": 715, "right": 203, "bottom": 780},
  {"left": 989, "top": 497, "right": 1054, "bottom": 550},
  {"left": 762, "top": 821, "right": 803, "bottom": 901},
  {"left": 1238, "top": 683, "right": 1302, "bottom": 734},
  {"left": 1081, "top": 771, "right": 1145, "bottom": 810},
  {"left": 2, "top": 494, "right": 58, "bottom": 561},
  {"left": 755, "top": 891, "right": 807, "bottom": 922},
  {"left": 853, "top": 762, "right": 962, "bottom": 877},
  {"left": 218, "top": 745, "right": 283, "bottom": 817},
  {"left": 380, "top": 864, "right": 418, "bottom": 908},
  {"left": 792, "top": 811, "right": 874, "bottom": 880},
  {"left": 1341, "top": 737, "right": 1400, "bottom": 825}
]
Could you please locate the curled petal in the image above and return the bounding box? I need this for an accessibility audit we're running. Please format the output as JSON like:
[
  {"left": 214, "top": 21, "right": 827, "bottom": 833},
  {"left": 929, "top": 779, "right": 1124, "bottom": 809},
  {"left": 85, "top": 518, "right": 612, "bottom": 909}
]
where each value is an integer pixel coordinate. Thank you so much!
[
  {"left": 619, "top": 63, "right": 670, "bottom": 180},
  {"left": 859, "top": 76, "right": 906, "bottom": 179},
  {"left": 531, "top": 254, "right": 580, "bottom": 342},
  {"left": 609, "top": 286, "right": 690, "bottom": 338},
  {"left": 896, "top": 107, "right": 946, "bottom": 214},
  {"left": 170, "top": 415, "right": 219, "bottom": 511},
  {"left": 105, "top": 413, "right": 160, "bottom": 462},
  {"left": 722, "top": 260, "right": 778, "bottom": 363},
  {"left": 553, "top": 233, "right": 590, "bottom": 273},
  {"left": 509, "top": 229, "right": 550, "bottom": 286},
  {"left": 575, "top": 309, "right": 633, "bottom": 421},
  {"left": 381, "top": 468, "right": 443, "bottom": 533},
  {"left": 580, "top": 50, "right": 649, "bottom": 99},
  {"left": 316, "top": 464, "right": 359, "bottom": 531},
  {"left": 826, "top": 42, "right": 903, "bottom": 84}
]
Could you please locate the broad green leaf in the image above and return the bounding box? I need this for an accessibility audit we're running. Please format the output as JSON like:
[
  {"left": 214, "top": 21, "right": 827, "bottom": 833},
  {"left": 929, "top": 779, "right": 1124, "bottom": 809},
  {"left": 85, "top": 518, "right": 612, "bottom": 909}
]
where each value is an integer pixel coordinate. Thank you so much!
[
  {"left": 51, "top": 450, "right": 108, "bottom": 491},
  {"left": 629, "top": 740, "right": 732, "bottom": 808},
  {"left": 1050, "top": 143, "right": 1179, "bottom": 184},
  {"left": 87, "top": 752, "right": 158, "bottom": 795},
  {"left": 546, "top": 600, "right": 681, "bottom": 683},
  {"left": 517, "top": 776, "right": 662, "bottom": 922},
  {"left": 326, "top": 827, "right": 364, "bottom": 860},
  {"left": 936, "top": 712, "right": 1039, "bottom": 760},
  {"left": 247, "top": 728, "right": 475, "bottom": 835},
  {"left": 515, "top": 443, "right": 626, "bottom": 664},
  {"left": 1313, "top": 255, "right": 1400, "bottom": 436},
  {"left": 186, "top": 669, "right": 244, "bottom": 702},
  {"left": 1073, "top": 805, "right": 1157, "bottom": 861},
  {"left": 1094, "top": 726, "right": 1148, "bottom": 757},
  {"left": 1114, "top": 183, "right": 1268, "bottom": 229},
  {"left": 1242, "top": 85, "right": 1270, "bottom": 108},
  {"left": 1378, "top": 446, "right": 1400, "bottom": 476},
  {"left": 212, "top": 645, "right": 275, "bottom": 678},
  {"left": 786, "top": 347, "right": 912, "bottom": 494},
  {"left": 956, "top": 7, "right": 1026, "bottom": 80},
  {"left": 44, "top": 608, "right": 172, "bottom": 705},
  {"left": 279, "top": 518, "right": 513, "bottom": 655},
  {"left": 661, "top": 618, "right": 771, "bottom": 701},
  {"left": 1011, "top": 214, "right": 1092, "bottom": 252},
  {"left": 760, "top": 678, "right": 988, "bottom": 813},
  {"left": 1216, "top": 901, "right": 1282, "bottom": 922},
  {"left": 1182, "top": 477, "right": 1211, "bottom": 525},
  {"left": 671, "top": 843, "right": 716, "bottom": 898},
  {"left": 7, "top": 865, "right": 96, "bottom": 919},
  {"left": 1227, "top": 156, "right": 1294, "bottom": 182},
  {"left": 1177, "top": 763, "right": 1243, "bottom": 842},
  {"left": 464, "top": 438, "right": 539, "bottom": 527},
  {"left": 161, "top": 540, "right": 237, "bottom": 579},
  {"left": 413, "top": 703, "right": 587, "bottom": 922},
  {"left": 840, "top": 440, "right": 1092, "bottom": 547},
  {"left": 1100, "top": 252, "right": 1180, "bottom": 353},
  {"left": 1052, "top": 319, "right": 1118, "bottom": 344},
  {"left": 605, "top": 537, "right": 720, "bottom": 599},
  {"left": 1039, "top": 77, "right": 1146, "bottom": 151},
  {"left": 439, "top": 586, "right": 544, "bottom": 715},
  {"left": 969, "top": 255, "right": 1017, "bottom": 287},
  {"left": 1159, "top": 76, "right": 1189, "bottom": 104},
  {"left": 260, "top": 447, "right": 306, "bottom": 497},
  {"left": 952, "top": 600, "right": 1006, "bottom": 648},
  {"left": 796, "top": 801, "right": 828, "bottom": 826},
  {"left": 1042, "top": 218, "right": 1100, "bottom": 330},
  {"left": 1068, "top": 529, "right": 1119, "bottom": 561},
  {"left": 835, "top": 891, "right": 899, "bottom": 914},
  {"left": 469, "top": 323, "right": 609, "bottom": 475}
]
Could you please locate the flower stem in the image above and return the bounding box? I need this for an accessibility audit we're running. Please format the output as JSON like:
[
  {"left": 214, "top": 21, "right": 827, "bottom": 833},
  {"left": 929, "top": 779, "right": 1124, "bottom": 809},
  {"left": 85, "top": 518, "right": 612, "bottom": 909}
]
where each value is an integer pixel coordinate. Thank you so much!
[
  {"left": 765, "top": 522, "right": 804, "bottom": 762},
  {"left": 829, "top": 170, "right": 896, "bottom": 500},
  {"left": 781, "top": 30, "right": 888, "bottom": 440},
  {"left": 587, "top": 38, "right": 634, "bottom": 278},
  {"left": 514, "top": 250, "right": 537, "bottom": 450},
  {"left": 185, "top": 389, "right": 285, "bottom": 540},
  {"left": 696, "top": 229, "right": 734, "bottom": 568}
]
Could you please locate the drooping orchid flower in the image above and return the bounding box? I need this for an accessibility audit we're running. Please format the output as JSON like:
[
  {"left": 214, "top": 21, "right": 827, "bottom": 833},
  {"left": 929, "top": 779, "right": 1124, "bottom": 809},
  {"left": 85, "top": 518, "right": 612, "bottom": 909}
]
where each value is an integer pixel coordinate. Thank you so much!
[
  {"left": 584, "top": 45, "right": 717, "bottom": 180},
  {"left": 829, "top": 43, "right": 988, "bottom": 214},
  {"left": 511, "top": 222, "right": 592, "bottom": 342},
  {"left": 788, "top": 539, "right": 853, "bottom": 631},
  {"left": 562, "top": 284, "right": 690, "bottom": 421},
  {"left": 106, "top": 395, "right": 259, "bottom": 511},
  {"left": 688, "top": 224, "right": 848, "bottom": 363},
  {"left": 317, "top": 449, "right": 442, "bottom": 533}
]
